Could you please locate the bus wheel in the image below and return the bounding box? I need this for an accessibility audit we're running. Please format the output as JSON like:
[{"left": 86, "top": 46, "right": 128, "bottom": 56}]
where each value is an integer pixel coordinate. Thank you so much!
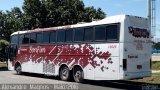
[
  {"left": 16, "top": 66, "right": 22, "bottom": 75},
  {"left": 60, "top": 66, "right": 70, "bottom": 81},
  {"left": 73, "top": 67, "right": 84, "bottom": 83}
]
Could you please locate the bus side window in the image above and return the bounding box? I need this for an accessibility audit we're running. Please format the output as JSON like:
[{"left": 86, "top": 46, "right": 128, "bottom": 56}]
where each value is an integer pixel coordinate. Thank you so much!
[
  {"left": 50, "top": 31, "right": 56, "bottom": 43},
  {"left": 57, "top": 30, "right": 65, "bottom": 42},
  {"left": 30, "top": 33, "right": 37, "bottom": 43},
  {"left": 23, "top": 34, "right": 30, "bottom": 44},
  {"left": 37, "top": 32, "right": 43, "bottom": 44},
  {"left": 19, "top": 34, "right": 24, "bottom": 45},
  {"left": 66, "top": 29, "right": 73, "bottom": 42},
  {"left": 95, "top": 26, "right": 106, "bottom": 41},
  {"left": 84, "top": 27, "right": 93, "bottom": 41},
  {"left": 74, "top": 28, "right": 84, "bottom": 42},
  {"left": 43, "top": 31, "right": 50, "bottom": 43},
  {"left": 11, "top": 35, "right": 18, "bottom": 45},
  {"left": 106, "top": 24, "right": 119, "bottom": 41}
]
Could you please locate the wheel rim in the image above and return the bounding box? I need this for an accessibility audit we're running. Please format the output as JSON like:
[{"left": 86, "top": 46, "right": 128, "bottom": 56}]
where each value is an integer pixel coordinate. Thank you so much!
[
  {"left": 74, "top": 70, "right": 83, "bottom": 82},
  {"left": 60, "top": 67, "right": 69, "bottom": 80},
  {"left": 16, "top": 66, "right": 21, "bottom": 75}
]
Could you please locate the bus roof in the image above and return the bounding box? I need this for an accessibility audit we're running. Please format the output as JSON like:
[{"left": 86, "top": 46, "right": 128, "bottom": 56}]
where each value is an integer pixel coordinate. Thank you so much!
[{"left": 11, "top": 14, "right": 147, "bottom": 36}]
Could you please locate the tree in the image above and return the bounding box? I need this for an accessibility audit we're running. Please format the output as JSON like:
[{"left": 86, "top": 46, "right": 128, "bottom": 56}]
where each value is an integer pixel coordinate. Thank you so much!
[
  {"left": 83, "top": 7, "right": 106, "bottom": 22},
  {"left": 0, "top": 11, "right": 7, "bottom": 39},
  {"left": 0, "top": 7, "right": 23, "bottom": 41},
  {"left": 0, "top": 39, "right": 9, "bottom": 62},
  {"left": 22, "top": 0, "right": 106, "bottom": 28},
  {"left": 153, "top": 42, "right": 160, "bottom": 50},
  {"left": 23, "top": 0, "right": 48, "bottom": 29},
  {"left": 0, "top": 0, "right": 106, "bottom": 40}
]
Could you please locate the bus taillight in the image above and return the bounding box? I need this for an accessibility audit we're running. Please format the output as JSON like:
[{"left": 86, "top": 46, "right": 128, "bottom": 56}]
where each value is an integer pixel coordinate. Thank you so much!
[{"left": 123, "top": 59, "right": 127, "bottom": 71}]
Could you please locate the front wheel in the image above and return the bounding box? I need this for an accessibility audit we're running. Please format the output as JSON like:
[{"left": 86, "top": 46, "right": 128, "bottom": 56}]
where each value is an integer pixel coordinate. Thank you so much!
[
  {"left": 73, "top": 67, "right": 84, "bottom": 83},
  {"left": 60, "top": 66, "right": 70, "bottom": 81},
  {"left": 16, "top": 66, "right": 22, "bottom": 75}
]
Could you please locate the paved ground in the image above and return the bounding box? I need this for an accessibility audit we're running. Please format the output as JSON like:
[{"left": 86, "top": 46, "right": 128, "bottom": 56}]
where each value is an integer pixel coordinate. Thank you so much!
[{"left": 0, "top": 69, "right": 154, "bottom": 90}]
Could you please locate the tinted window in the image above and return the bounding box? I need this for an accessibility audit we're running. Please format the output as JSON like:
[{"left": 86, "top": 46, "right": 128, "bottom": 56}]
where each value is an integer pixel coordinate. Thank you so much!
[
  {"left": 37, "top": 33, "right": 42, "bottom": 43},
  {"left": 43, "top": 32, "right": 50, "bottom": 43},
  {"left": 30, "top": 33, "right": 36, "bottom": 43},
  {"left": 23, "top": 34, "right": 30, "bottom": 44},
  {"left": 11, "top": 35, "right": 18, "bottom": 45},
  {"left": 106, "top": 25, "right": 119, "bottom": 41},
  {"left": 84, "top": 27, "right": 93, "bottom": 41},
  {"left": 50, "top": 31, "right": 56, "bottom": 43},
  {"left": 74, "top": 28, "right": 84, "bottom": 41},
  {"left": 57, "top": 30, "right": 65, "bottom": 42},
  {"left": 95, "top": 26, "right": 106, "bottom": 41},
  {"left": 66, "top": 29, "right": 73, "bottom": 42},
  {"left": 19, "top": 34, "right": 24, "bottom": 44}
]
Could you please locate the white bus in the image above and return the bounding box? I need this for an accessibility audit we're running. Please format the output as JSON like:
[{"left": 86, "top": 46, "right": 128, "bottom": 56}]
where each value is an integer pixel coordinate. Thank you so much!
[{"left": 8, "top": 15, "right": 152, "bottom": 82}]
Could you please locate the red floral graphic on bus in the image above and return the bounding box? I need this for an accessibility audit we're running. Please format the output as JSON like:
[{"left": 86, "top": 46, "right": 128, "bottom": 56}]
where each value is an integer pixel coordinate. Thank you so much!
[{"left": 15, "top": 44, "right": 112, "bottom": 71}]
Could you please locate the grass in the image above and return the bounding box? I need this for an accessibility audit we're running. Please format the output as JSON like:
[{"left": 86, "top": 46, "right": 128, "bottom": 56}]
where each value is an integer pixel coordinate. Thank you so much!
[
  {"left": 152, "top": 61, "right": 160, "bottom": 70},
  {"left": 132, "top": 73, "right": 160, "bottom": 84},
  {"left": 0, "top": 62, "right": 7, "bottom": 68},
  {"left": 131, "top": 61, "right": 160, "bottom": 84}
]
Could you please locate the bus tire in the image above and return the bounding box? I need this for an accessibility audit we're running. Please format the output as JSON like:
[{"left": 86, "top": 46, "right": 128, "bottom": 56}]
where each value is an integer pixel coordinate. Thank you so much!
[
  {"left": 73, "top": 67, "right": 84, "bottom": 83},
  {"left": 16, "top": 66, "right": 22, "bottom": 75},
  {"left": 59, "top": 66, "right": 70, "bottom": 81}
]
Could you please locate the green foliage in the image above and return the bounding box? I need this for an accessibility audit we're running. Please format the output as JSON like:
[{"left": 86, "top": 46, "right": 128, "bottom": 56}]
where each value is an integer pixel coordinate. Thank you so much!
[
  {"left": 0, "top": 0, "right": 106, "bottom": 61},
  {"left": 83, "top": 7, "right": 105, "bottom": 22},
  {"left": 0, "top": 7, "right": 23, "bottom": 41},
  {"left": 153, "top": 42, "right": 160, "bottom": 50},
  {"left": 22, "top": 0, "right": 48, "bottom": 29},
  {"left": 0, "top": 39, "right": 9, "bottom": 46},
  {"left": 22, "top": 0, "right": 106, "bottom": 29},
  {"left": 0, "top": 0, "right": 106, "bottom": 40},
  {"left": 44, "top": 0, "right": 86, "bottom": 26},
  {"left": 0, "top": 40, "right": 9, "bottom": 62}
]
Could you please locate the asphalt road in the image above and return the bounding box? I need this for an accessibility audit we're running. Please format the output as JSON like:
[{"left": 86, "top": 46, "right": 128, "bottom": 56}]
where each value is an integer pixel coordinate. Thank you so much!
[{"left": 0, "top": 68, "right": 149, "bottom": 90}]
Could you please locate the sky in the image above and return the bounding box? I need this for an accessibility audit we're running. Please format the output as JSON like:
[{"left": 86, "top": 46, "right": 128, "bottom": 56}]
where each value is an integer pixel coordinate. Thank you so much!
[{"left": 0, "top": 0, "right": 160, "bottom": 37}]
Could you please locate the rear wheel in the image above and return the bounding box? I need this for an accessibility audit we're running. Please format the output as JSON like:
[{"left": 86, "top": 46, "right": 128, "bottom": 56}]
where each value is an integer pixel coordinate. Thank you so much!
[
  {"left": 60, "top": 66, "right": 70, "bottom": 81},
  {"left": 73, "top": 67, "right": 84, "bottom": 83},
  {"left": 16, "top": 66, "right": 22, "bottom": 75}
]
